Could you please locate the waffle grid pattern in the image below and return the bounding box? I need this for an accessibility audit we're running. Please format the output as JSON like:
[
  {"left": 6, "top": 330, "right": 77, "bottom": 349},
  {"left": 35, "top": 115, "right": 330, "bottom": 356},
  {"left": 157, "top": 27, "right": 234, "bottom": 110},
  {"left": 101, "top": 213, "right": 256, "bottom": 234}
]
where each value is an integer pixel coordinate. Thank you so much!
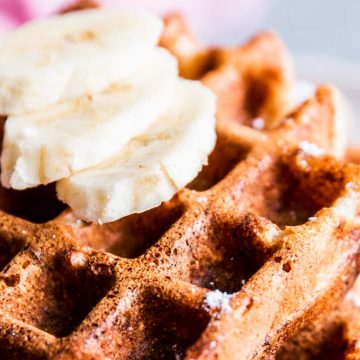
[
  {"left": 0, "top": 6, "right": 359, "bottom": 360},
  {"left": 0, "top": 103, "right": 360, "bottom": 359}
]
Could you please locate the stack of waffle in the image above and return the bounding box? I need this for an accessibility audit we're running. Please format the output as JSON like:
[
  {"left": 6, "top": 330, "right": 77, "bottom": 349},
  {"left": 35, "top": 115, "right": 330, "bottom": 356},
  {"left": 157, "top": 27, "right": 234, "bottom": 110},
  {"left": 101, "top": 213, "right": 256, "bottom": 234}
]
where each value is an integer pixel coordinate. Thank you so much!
[{"left": 0, "top": 5, "right": 359, "bottom": 360}]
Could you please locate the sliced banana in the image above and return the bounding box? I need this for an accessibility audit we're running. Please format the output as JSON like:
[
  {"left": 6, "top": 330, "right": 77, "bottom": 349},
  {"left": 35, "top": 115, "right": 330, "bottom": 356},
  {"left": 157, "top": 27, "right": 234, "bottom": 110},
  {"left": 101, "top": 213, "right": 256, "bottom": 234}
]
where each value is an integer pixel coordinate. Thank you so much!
[
  {"left": 0, "top": 8, "right": 163, "bottom": 115},
  {"left": 56, "top": 79, "right": 216, "bottom": 224},
  {"left": 1, "top": 48, "right": 178, "bottom": 189}
]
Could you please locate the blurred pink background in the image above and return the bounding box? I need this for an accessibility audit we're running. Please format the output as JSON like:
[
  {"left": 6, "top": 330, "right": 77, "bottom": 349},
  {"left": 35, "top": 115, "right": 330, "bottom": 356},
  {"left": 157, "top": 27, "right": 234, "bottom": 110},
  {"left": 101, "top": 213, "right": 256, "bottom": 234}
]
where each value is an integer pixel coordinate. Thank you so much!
[
  {"left": 0, "top": 0, "right": 267, "bottom": 43},
  {"left": 0, "top": 0, "right": 358, "bottom": 60}
]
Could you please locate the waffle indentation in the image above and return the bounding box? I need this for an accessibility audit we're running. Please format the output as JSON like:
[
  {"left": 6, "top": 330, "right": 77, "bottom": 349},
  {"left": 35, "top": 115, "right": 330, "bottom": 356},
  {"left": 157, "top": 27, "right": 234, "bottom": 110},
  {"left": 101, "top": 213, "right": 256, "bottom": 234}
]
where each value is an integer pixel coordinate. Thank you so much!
[
  {"left": 268, "top": 153, "right": 346, "bottom": 227},
  {"left": 188, "top": 135, "right": 251, "bottom": 191},
  {"left": 186, "top": 215, "right": 275, "bottom": 293},
  {"left": 0, "top": 250, "right": 114, "bottom": 337},
  {"left": 105, "top": 201, "right": 184, "bottom": 258},
  {"left": 48, "top": 256, "right": 114, "bottom": 337},
  {"left": 138, "top": 289, "right": 210, "bottom": 359},
  {"left": 276, "top": 320, "right": 348, "bottom": 359}
]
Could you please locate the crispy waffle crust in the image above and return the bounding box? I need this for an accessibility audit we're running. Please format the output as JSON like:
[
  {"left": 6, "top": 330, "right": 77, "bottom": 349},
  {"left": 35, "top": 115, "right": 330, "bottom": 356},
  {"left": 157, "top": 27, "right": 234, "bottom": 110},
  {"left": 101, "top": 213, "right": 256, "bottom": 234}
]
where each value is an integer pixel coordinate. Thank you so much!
[{"left": 0, "top": 6, "right": 360, "bottom": 360}]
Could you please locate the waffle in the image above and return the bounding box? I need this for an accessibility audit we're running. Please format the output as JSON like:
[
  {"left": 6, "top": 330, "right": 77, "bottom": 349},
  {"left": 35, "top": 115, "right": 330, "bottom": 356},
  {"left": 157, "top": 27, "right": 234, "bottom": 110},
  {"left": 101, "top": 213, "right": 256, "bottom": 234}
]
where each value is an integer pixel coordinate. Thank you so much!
[
  {"left": 0, "top": 8, "right": 360, "bottom": 360},
  {"left": 277, "top": 275, "right": 360, "bottom": 360},
  {"left": 160, "top": 13, "right": 294, "bottom": 127},
  {"left": 276, "top": 148, "right": 360, "bottom": 360}
]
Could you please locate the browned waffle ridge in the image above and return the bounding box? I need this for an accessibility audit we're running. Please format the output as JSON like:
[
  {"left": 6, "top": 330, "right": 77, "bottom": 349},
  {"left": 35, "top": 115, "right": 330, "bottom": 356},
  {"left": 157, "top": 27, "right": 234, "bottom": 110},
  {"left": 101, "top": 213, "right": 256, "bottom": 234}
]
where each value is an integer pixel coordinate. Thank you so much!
[{"left": 0, "top": 6, "right": 360, "bottom": 360}]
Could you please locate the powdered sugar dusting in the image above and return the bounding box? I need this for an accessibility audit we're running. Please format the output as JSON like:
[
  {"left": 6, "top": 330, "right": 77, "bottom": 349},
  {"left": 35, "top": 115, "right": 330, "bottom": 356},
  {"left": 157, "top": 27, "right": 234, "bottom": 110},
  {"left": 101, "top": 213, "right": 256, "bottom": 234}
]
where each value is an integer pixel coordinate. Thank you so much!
[
  {"left": 70, "top": 252, "right": 88, "bottom": 268},
  {"left": 267, "top": 226, "right": 279, "bottom": 238},
  {"left": 209, "top": 340, "right": 217, "bottom": 349},
  {"left": 252, "top": 117, "right": 265, "bottom": 130},
  {"left": 197, "top": 196, "right": 208, "bottom": 204},
  {"left": 204, "top": 290, "right": 232, "bottom": 312},
  {"left": 296, "top": 158, "right": 309, "bottom": 170},
  {"left": 299, "top": 141, "right": 325, "bottom": 156}
]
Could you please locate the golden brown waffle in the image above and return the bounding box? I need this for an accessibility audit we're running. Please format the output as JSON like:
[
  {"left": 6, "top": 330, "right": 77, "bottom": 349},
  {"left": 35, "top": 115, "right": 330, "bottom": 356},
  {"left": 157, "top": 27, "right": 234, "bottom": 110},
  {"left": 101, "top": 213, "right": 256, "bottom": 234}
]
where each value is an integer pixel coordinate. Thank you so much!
[
  {"left": 161, "top": 13, "right": 294, "bottom": 126},
  {"left": 276, "top": 276, "right": 360, "bottom": 360},
  {"left": 276, "top": 147, "right": 360, "bottom": 360},
  {"left": 0, "top": 7, "right": 360, "bottom": 360}
]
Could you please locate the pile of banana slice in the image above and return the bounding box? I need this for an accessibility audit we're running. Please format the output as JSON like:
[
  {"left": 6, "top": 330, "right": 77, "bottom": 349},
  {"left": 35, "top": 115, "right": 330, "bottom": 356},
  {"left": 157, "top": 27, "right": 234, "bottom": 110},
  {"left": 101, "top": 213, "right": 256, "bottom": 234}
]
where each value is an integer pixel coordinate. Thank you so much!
[{"left": 0, "top": 9, "right": 216, "bottom": 223}]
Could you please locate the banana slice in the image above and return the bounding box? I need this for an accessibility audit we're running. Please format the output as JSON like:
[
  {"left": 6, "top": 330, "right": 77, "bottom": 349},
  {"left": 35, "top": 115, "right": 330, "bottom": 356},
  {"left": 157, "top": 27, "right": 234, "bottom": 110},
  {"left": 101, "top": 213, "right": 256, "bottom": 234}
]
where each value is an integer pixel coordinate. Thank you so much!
[
  {"left": 1, "top": 48, "right": 178, "bottom": 189},
  {"left": 0, "top": 8, "right": 162, "bottom": 115},
  {"left": 56, "top": 79, "right": 216, "bottom": 224}
]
